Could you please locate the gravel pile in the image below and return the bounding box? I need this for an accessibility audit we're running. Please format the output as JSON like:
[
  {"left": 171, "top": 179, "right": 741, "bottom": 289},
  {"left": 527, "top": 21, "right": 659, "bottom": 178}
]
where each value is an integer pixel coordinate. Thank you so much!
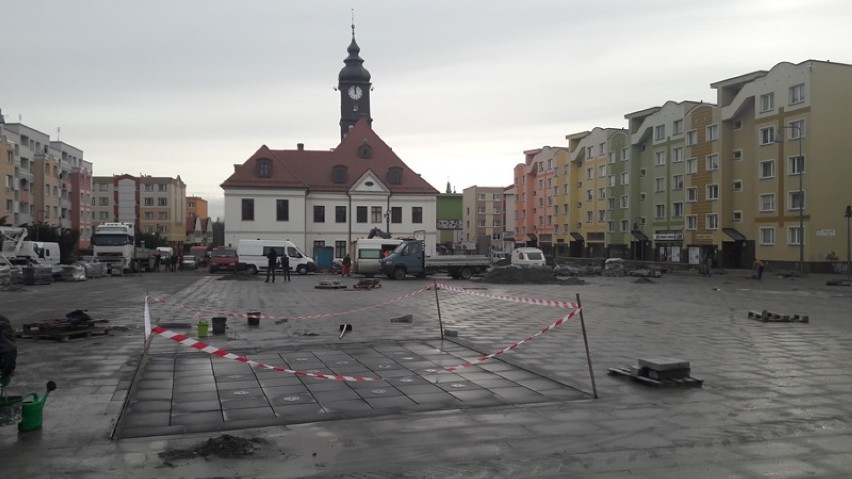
[{"left": 478, "top": 267, "right": 563, "bottom": 285}]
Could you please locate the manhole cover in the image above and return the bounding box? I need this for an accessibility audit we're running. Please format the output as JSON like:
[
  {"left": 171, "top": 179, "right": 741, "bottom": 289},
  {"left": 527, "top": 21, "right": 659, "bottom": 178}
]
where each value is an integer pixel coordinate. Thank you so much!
[
  {"left": 371, "top": 389, "right": 388, "bottom": 394},
  {"left": 450, "top": 383, "right": 467, "bottom": 389},
  {"left": 281, "top": 396, "right": 301, "bottom": 402},
  {"left": 377, "top": 364, "right": 392, "bottom": 369},
  {"left": 232, "top": 390, "right": 251, "bottom": 396}
]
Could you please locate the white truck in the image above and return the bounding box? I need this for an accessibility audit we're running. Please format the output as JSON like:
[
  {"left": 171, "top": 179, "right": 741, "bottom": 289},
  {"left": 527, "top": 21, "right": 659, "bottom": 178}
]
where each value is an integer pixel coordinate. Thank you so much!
[
  {"left": 91, "top": 222, "right": 154, "bottom": 273},
  {"left": 236, "top": 239, "right": 316, "bottom": 275},
  {"left": 0, "top": 226, "right": 61, "bottom": 274},
  {"left": 350, "top": 238, "right": 404, "bottom": 277},
  {"left": 379, "top": 239, "right": 491, "bottom": 280}
]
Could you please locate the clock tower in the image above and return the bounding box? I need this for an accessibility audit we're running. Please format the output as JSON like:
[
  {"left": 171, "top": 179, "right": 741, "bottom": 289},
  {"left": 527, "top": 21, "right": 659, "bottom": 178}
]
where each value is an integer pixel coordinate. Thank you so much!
[{"left": 338, "top": 23, "right": 372, "bottom": 140}]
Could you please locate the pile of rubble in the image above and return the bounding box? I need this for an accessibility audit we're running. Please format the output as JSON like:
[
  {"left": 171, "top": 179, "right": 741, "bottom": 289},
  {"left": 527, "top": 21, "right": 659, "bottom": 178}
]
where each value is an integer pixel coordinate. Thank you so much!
[{"left": 478, "top": 266, "right": 563, "bottom": 285}]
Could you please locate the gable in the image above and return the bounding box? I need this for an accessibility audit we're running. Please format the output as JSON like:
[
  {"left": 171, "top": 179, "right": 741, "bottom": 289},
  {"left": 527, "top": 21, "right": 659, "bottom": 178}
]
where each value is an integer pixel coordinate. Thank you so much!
[{"left": 349, "top": 170, "right": 389, "bottom": 194}]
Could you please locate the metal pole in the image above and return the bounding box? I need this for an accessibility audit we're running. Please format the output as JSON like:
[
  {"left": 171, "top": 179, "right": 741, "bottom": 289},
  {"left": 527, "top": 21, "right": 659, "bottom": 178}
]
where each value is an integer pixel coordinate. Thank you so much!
[
  {"left": 433, "top": 280, "right": 444, "bottom": 340},
  {"left": 846, "top": 205, "right": 851, "bottom": 278},
  {"left": 797, "top": 133, "right": 804, "bottom": 279},
  {"left": 576, "top": 293, "right": 598, "bottom": 399}
]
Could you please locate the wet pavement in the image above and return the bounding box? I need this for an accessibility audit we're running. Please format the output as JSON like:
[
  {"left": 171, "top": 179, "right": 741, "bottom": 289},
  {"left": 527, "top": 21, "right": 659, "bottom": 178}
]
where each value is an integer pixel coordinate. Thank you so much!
[{"left": 1, "top": 268, "right": 852, "bottom": 477}]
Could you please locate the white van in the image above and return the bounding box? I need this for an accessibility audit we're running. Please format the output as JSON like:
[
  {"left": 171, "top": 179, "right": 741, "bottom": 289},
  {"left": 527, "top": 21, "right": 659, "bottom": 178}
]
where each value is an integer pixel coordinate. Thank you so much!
[
  {"left": 512, "top": 247, "right": 547, "bottom": 268},
  {"left": 237, "top": 239, "right": 316, "bottom": 275},
  {"left": 350, "top": 238, "right": 403, "bottom": 277}
]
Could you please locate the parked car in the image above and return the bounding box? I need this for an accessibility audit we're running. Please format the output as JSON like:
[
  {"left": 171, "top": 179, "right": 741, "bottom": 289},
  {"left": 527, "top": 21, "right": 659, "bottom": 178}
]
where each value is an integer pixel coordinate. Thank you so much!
[
  {"left": 208, "top": 248, "right": 239, "bottom": 274},
  {"left": 511, "top": 247, "right": 547, "bottom": 268},
  {"left": 181, "top": 254, "right": 198, "bottom": 270}
]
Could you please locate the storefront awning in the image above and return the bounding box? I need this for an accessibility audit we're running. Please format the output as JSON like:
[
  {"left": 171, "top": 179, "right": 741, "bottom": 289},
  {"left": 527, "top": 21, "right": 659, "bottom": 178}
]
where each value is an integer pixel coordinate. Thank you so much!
[
  {"left": 631, "top": 230, "right": 649, "bottom": 241},
  {"left": 722, "top": 228, "right": 747, "bottom": 241},
  {"left": 570, "top": 232, "right": 584, "bottom": 241}
]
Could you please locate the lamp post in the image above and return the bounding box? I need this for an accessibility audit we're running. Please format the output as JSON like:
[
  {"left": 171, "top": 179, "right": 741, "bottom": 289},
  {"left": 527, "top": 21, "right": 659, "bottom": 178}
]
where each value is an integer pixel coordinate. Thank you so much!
[
  {"left": 776, "top": 124, "right": 804, "bottom": 278},
  {"left": 845, "top": 205, "right": 851, "bottom": 278}
]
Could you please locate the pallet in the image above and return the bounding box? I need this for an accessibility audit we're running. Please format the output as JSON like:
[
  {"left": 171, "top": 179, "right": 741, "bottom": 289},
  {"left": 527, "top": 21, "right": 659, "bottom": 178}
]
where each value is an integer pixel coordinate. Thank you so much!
[
  {"left": 21, "top": 319, "right": 108, "bottom": 334},
  {"left": 607, "top": 367, "right": 703, "bottom": 388},
  {"left": 315, "top": 280, "right": 346, "bottom": 289},
  {"left": 353, "top": 279, "right": 381, "bottom": 289},
  {"left": 17, "top": 327, "right": 110, "bottom": 342}
]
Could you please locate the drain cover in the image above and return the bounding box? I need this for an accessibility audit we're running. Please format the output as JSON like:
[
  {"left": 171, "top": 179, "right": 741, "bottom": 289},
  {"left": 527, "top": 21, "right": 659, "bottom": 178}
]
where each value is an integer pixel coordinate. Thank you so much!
[
  {"left": 232, "top": 390, "right": 251, "bottom": 396},
  {"left": 450, "top": 383, "right": 467, "bottom": 389},
  {"left": 281, "top": 396, "right": 301, "bottom": 402},
  {"left": 371, "top": 389, "right": 388, "bottom": 394},
  {"left": 377, "top": 364, "right": 392, "bottom": 369}
]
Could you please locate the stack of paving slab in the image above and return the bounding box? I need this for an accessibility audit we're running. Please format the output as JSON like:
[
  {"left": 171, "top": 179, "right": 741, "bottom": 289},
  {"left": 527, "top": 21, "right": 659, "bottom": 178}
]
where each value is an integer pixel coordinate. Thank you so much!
[
  {"left": 747, "top": 310, "right": 809, "bottom": 323},
  {"left": 608, "top": 357, "right": 703, "bottom": 388}
]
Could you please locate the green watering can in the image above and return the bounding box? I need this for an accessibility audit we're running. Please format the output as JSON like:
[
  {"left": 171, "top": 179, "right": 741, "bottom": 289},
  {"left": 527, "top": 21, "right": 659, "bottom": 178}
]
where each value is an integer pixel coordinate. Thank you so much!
[{"left": 18, "top": 381, "right": 56, "bottom": 433}]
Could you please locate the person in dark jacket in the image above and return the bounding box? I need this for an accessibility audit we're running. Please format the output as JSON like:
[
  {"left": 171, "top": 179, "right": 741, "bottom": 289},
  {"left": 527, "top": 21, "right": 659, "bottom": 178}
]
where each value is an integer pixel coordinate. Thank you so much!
[
  {"left": 0, "top": 315, "right": 17, "bottom": 388},
  {"left": 281, "top": 254, "right": 291, "bottom": 281},
  {"left": 265, "top": 248, "right": 279, "bottom": 283}
]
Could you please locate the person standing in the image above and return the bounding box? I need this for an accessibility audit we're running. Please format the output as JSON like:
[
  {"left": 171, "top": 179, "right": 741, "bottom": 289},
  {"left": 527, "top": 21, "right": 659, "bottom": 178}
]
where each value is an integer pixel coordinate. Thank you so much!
[
  {"left": 704, "top": 253, "right": 713, "bottom": 277},
  {"left": 153, "top": 252, "right": 161, "bottom": 272},
  {"left": 281, "top": 253, "right": 291, "bottom": 281},
  {"left": 752, "top": 258, "right": 765, "bottom": 280},
  {"left": 265, "top": 248, "right": 278, "bottom": 283},
  {"left": 342, "top": 254, "right": 352, "bottom": 277}
]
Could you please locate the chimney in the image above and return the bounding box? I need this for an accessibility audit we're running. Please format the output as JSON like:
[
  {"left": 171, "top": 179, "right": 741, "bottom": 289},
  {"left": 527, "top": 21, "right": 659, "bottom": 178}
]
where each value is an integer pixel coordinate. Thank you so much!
[
  {"left": 297, "top": 143, "right": 304, "bottom": 151},
  {"left": 234, "top": 164, "right": 240, "bottom": 172}
]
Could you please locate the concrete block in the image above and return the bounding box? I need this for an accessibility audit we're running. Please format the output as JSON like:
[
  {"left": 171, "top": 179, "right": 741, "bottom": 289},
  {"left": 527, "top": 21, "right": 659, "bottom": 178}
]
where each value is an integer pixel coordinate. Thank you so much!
[
  {"left": 637, "top": 358, "right": 690, "bottom": 372},
  {"left": 443, "top": 329, "right": 458, "bottom": 337}
]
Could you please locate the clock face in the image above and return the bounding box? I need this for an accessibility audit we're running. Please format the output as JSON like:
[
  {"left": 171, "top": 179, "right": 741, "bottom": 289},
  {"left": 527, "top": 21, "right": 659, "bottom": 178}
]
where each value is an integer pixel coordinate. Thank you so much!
[{"left": 348, "top": 85, "right": 363, "bottom": 100}]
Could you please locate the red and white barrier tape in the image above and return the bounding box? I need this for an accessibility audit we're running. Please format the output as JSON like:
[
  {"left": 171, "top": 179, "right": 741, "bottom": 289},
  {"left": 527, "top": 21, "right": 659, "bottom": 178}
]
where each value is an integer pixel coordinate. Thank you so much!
[
  {"left": 151, "top": 326, "right": 381, "bottom": 382},
  {"left": 435, "top": 282, "right": 579, "bottom": 309},
  {"left": 441, "top": 308, "right": 580, "bottom": 372},
  {"left": 147, "top": 286, "right": 430, "bottom": 321}
]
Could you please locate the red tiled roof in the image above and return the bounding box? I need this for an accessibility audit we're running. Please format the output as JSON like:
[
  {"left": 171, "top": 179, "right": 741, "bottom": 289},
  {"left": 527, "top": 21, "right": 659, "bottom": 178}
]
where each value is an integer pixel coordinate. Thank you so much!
[{"left": 221, "top": 120, "right": 438, "bottom": 194}]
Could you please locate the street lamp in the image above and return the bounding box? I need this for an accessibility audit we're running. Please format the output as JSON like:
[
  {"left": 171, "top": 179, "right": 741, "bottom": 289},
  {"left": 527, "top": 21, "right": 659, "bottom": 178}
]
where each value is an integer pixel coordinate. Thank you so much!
[
  {"left": 776, "top": 124, "right": 804, "bottom": 278},
  {"left": 845, "top": 205, "right": 851, "bottom": 278}
]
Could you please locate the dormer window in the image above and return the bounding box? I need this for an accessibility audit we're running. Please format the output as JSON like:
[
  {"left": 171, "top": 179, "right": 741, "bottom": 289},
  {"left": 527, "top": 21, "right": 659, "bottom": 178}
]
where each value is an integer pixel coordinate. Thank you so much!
[
  {"left": 358, "top": 141, "right": 372, "bottom": 159},
  {"left": 332, "top": 165, "right": 348, "bottom": 184},
  {"left": 256, "top": 158, "right": 272, "bottom": 178},
  {"left": 387, "top": 167, "right": 402, "bottom": 185}
]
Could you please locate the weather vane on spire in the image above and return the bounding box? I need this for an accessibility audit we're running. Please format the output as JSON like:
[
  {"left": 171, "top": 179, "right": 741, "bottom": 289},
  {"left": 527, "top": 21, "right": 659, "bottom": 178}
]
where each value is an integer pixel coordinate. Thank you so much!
[{"left": 351, "top": 9, "right": 355, "bottom": 38}]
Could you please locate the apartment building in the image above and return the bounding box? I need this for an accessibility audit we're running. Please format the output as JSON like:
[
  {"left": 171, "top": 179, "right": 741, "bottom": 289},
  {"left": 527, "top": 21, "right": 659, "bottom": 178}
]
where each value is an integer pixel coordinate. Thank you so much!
[
  {"left": 462, "top": 185, "right": 506, "bottom": 252},
  {"left": 52, "top": 142, "right": 92, "bottom": 248},
  {"left": 606, "top": 130, "right": 632, "bottom": 258},
  {"left": 92, "top": 174, "right": 187, "bottom": 247},
  {"left": 513, "top": 146, "right": 568, "bottom": 253}
]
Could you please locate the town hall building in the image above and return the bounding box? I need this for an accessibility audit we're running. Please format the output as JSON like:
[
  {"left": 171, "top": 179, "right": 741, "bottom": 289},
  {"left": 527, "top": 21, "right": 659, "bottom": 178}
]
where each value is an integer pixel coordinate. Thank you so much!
[{"left": 221, "top": 29, "right": 439, "bottom": 258}]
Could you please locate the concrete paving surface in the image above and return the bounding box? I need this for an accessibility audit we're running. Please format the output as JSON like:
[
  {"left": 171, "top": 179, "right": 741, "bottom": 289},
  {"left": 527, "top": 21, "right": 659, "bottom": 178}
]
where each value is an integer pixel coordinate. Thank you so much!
[{"left": 1, "top": 268, "right": 851, "bottom": 478}]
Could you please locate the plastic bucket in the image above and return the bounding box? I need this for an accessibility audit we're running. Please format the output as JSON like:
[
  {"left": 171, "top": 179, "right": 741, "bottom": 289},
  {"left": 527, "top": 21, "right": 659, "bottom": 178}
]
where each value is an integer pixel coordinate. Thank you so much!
[
  {"left": 18, "top": 392, "right": 46, "bottom": 432},
  {"left": 212, "top": 317, "right": 227, "bottom": 335},
  {"left": 0, "top": 396, "right": 22, "bottom": 426},
  {"left": 197, "top": 321, "right": 209, "bottom": 338},
  {"left": 247, "top": 310, "right": 261, "bottom": 327}
]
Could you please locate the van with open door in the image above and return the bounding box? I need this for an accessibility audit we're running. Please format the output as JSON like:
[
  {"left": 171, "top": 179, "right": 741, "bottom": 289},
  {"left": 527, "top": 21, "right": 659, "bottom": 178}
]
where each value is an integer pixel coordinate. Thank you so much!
[{"left": 236, "top": 239, "right": 316, "bottom": 275}]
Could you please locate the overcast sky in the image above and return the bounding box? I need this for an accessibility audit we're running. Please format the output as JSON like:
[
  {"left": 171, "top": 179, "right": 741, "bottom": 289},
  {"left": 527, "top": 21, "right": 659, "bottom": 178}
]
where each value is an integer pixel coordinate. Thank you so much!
[{"left": 3, "top": 1, "right": 851, "bottom": 219}]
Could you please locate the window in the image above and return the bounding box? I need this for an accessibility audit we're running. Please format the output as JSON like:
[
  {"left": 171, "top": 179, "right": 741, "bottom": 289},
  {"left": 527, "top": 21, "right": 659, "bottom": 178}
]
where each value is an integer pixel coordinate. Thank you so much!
[
  {"left": 332, "top": 165, "right": 347, "bottom": 184},
  {"left": 789, "top": 155, "right": 805, "bottom": 174},
  {"left": 707, "top": 124, "right": 719, "bottom": 141},
  {"left": 277, "top": 199, "right": 289, "bottom": 221},
  {"left": 313, "top": 205, "right": 325, "bottom": 223},
  {"left": 143, "top": 184, "right": 153, "bottom": 192},
  {"left": 586, "top": 211, "right": 593, "bottom": 223},
  {"left": 158, "top": 198, "right": 168, "bottom": 206},
  {"left": 621, "top": 172, "right": 629, "bottom": 185},
  {"left": 706, "top": 214, "right": 719, "bottom": 230},
  {"left": 686, "top": 158, "right": 698, "bottom": 174},
  {"left": 492, "top": 193, "right": 502, "bottom": 201},
  {"left": 144, "top": 211, "right": 153, "bottom": 220},
  {"left": 640, "top": 168, "right": 646, "bottom": 177},
  {"left": 99, "top": 211, "right": 109, "bottom": 220},
  {"left": 655, "top": 151, "right": 666, "bottom": 165},
  {"left": 733, "top": 211, "right": 743, "bottom": 223},
  {"left": 733, "top": 149, "right": 742, "bottom": 161},
  {"left": 608, "top": 152, "right": 615, "bottom": 164},
  {"left": 586, "top": 168, "right": 593, "bottom": 180},
  {"left": 4, "top": 175, "right": 12, "bottom": 188},
  {"left": 598, "top": 188, "right": 606, "bottom": 199},
  {"left": 672, "top": 175, "right": 683, "bottom": 190},
  {"left": 622, "top": 147, "right": 630, "bottom": 161},
  {"left": 371, "top": 206, "right": 382, "bottom": 223},
  {"left": 586, "top": 190, "right": 593, "bottom": 201},
  {"left": 706, "top": 154, "right": 719, "bottom": 171},
  {"left": 387, "top": 167, "right": 402, "bottom": 185},
  {"left": 734, "top": 120, "right": 743, "bottom": 130},
  {"left": 760, "top": 160, "right": 775, "bottom": 178},
  {"left": 788, "top": 226, "right": 803, "bottom": 245},
  {"left": 789, "top": 191, "right": 805, "bottom": 210},
  {"left": 387, "top": 206, "right": 400, "bottom": 224},
  {"left": 639, "top": 193, "right": 646, "bottom": 201},
  {"left": 707, "top": 184, "right": 719, "bottom": 200},
  {"left": 156, "top": 212, "right": 166, "bottom": 220},
  {"left": 759, "top": 126, "right": 775, "bottom": 145},
  {"left": 241, "top": 199, "right": 254, "bottom": 221},
  {"left": 654, "top": 177, "right": 665, "bottom": 192},
  {"left": 598, "top": 209, "right": 606, "bottom": 222},
  {"left": 607, "top": 221, "right": 615, "bottom": 232},
  {"left": 599, "top": 165, "right": 606, "bottom": 177},
  {"left": 356, "top": 206, "right": 367, "bottom": 223},
  {"left": 335, "top": 241, "right": 347, "bottom": 259},
  {"left": 621, "top": 219, "right": 630, "bottom": 232},
  {"left": 760, "top": 227, "right": 775, "bottom": 245},
  {"left": 607, "top": 198, "right": 615, "bottom": 210},
  {"left": 759, "top": 92, "right": 774, "bottom": 112},
  {"left": 673, "top": 119, "right": 683, "bottom": 135},
  {"left": 143, "top": 197, "right": 154, "bottom": 206},
  {"left": 760, "top": 193, "right": 775, "bottom": 212},
  {"left": 686, "top": 130, "right": 698, "bottom": 146},
  {"left": 790, "top": 83, "right": 805, "bottom": 104},
  {"left": 788, "top": 119, "right": 805, "bottom": 139},
  {"left": 672, "top": 147, "right": 683, "bottom": 163},
  {"left": 655, "top": 125, "right": 665, "bottom": 141},
  {"left": 686, "top": 215, "right": 697, "bottom": 230},
  {"left": 335, "top": 205, "right": 347, "bottom": 223},
  {"left": 655, "top": 204, "right": 665, "bottom": 219},
  {"left": 608, "top": 175, "right": 615, "bottom": 187},
  {"left": 733, "top": 180, "right": 743, "bottom": 191},
  {"left": 599, "top": 143, "right": 606, "bottom": 156},
  {"left": 478, "top": 193, "right": 486, "bottom": 201},
  {"left": 98, "top": 197, "right": 109, "bottom": 206},
  {"left": 673, "top": 202, "right": 684, "bottom": 218},
  {"left": 412, "top": 207, "right": 423, "bottom": 224},
  {"left": 258, "top": 159, "right": 271, "bottom": 178},
  {"left": 621, "top": 195, "right": 629, "bottom": 209}
]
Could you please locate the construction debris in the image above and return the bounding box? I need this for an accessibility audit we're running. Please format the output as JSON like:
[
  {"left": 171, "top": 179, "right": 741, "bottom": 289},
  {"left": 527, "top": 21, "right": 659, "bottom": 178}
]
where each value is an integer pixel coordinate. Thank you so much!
[
  {"left": 747, "top": 310, "right": 809, "bottom": 323},
  {"left": 159, "top": 434, "right": 267, "bottom": 465},
  {"left": 17, "top": 317, "right": 110, "bottom": 342},
  {"left": 354, "top": 278, "right": 382, "bottom": 289},
  {"left": 478, "top": 266, "right": 563, "bottom": 285},
  {"left": 315, "top": 279, "right": 346, "bottom": 289},
  {"left": 826, "top": 279, "right": 850, "bottom": 286},
  {"left": 608, "top": 357, "right": 703, "bottom": 388},
  {"left": 390, "top": 314, "right": 413, "bottom": 323}
]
